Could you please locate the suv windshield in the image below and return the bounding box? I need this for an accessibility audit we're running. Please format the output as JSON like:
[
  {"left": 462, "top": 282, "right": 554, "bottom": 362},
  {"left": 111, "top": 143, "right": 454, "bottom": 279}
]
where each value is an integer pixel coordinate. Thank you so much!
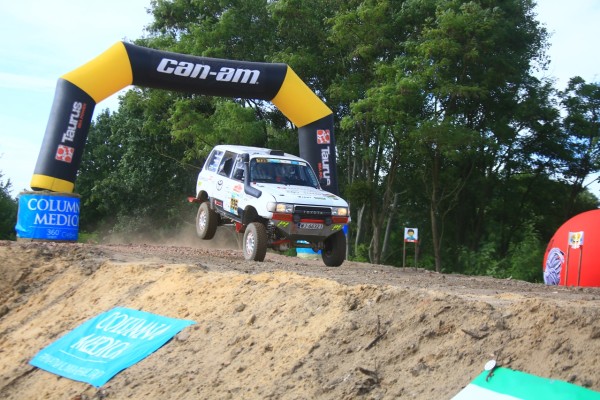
[{"left": 250, "top": 158, "right": 319, "bottom": 188}]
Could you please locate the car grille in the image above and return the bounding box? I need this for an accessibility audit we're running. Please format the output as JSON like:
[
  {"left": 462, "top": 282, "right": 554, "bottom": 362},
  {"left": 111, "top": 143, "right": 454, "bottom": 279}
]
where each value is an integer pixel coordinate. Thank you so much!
[{"left": 294, "top": 206, "right": 331, "bottom": 218}]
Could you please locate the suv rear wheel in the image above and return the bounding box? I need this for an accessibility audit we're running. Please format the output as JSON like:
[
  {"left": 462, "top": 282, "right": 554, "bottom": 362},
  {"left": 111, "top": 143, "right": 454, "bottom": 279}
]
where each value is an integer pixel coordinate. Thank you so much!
[
  {"left": 243, "top": 222, "right": 267, "bottom": 261},
  {"left": 196, "top": 201, "right": 218, "bottom": 240},
  {"left": 321, "top": 230, "right": 346, "bottom": 267}
]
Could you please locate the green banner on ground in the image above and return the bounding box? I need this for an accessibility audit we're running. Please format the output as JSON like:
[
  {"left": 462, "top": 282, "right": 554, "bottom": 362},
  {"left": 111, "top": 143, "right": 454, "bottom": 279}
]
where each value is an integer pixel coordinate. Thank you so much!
[{"left": 453, "top": 367, "right": 600, "bottom": 400}]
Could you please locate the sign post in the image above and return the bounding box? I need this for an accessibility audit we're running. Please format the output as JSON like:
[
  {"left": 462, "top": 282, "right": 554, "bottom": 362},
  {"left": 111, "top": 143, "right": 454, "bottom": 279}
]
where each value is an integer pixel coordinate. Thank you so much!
[
  {"left": 403, "top": 227, "right": 419, "bottom": 269},
  {"left": 565, "top": 231, "right": 584, "bottom": 286}
]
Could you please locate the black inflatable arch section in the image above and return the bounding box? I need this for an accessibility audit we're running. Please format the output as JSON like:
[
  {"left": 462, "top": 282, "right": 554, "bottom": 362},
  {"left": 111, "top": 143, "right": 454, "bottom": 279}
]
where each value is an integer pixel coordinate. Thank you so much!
[{"left": 31, "top": 42, "right": 338, "bottom": 194}]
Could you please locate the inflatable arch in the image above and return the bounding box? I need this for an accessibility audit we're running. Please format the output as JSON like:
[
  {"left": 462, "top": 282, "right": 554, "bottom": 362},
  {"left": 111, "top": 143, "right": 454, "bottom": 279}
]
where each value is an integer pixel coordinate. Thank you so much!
[{"left": 31, "top": 41, "right": 338, "bottom": 194}]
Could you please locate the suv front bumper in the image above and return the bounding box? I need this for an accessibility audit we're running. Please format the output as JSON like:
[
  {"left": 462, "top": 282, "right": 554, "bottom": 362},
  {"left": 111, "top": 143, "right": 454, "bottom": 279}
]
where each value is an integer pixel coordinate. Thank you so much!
[{"left": 271, "top": 214, "right": 348, "bottom": 242}]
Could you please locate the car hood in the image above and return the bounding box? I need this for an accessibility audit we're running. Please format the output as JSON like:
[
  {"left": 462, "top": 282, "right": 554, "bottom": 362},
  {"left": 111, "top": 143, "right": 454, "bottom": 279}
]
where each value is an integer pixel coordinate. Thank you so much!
[{"left": 252, "top": 183, "right": 348, "bottom": 207}]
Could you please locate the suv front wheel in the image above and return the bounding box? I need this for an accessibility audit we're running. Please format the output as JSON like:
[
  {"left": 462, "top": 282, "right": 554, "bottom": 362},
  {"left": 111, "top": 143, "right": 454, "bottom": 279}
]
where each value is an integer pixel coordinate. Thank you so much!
[
  {"left": 243, "top": 222, "right": 268, "bottom": 261},
  {"left": 196, "top": 201, "right": 218, "bottom": 240},
  {"left": 321, "top": 230, "right": 346, "bottom": 267}
]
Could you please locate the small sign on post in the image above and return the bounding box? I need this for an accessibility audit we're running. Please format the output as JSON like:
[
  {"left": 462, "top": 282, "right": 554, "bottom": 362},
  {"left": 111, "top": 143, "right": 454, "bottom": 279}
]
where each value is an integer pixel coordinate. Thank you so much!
[
  {"left": 404, "top": 228, "right": 419, "bottom": 243},
  {"left": 403, "top": 227, "right": 419, "bottom": 269},
  {"left": 568, "top": 231, "right": 584, "bottom": 249},
  {"left": 565, "top": 231, "right": 585, "bottom": 286}
]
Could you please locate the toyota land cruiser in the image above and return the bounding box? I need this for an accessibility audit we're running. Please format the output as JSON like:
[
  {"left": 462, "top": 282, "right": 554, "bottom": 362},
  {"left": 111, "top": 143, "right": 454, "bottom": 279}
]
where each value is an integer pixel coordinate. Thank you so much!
[{"left": 190, "top": 145, "right": 350, "bottom": 266}]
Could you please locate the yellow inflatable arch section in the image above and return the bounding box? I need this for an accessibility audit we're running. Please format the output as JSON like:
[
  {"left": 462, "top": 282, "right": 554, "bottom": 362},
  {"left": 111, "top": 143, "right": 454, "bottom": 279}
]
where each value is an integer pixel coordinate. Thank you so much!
[{"left": 31, "top": 42, "right": 338, "bottom": 194}]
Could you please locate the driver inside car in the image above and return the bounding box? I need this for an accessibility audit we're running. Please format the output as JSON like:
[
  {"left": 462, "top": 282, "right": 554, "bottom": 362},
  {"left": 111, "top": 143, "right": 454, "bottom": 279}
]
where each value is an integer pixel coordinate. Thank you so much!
[
  {"left": 274, "top": 164, "right": 287, "bottom": 183},
  {"left": 251, "top": 163, "right": 272, "bottom": 182},
  {"left": 275, "top": 164, "right": 305, "bottom": 185}
]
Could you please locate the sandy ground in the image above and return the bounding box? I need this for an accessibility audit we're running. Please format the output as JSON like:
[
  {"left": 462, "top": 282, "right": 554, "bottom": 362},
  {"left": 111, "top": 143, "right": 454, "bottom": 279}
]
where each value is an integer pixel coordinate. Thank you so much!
[{"left": 1, "top": 228, "right": 599, "bottom": 400}]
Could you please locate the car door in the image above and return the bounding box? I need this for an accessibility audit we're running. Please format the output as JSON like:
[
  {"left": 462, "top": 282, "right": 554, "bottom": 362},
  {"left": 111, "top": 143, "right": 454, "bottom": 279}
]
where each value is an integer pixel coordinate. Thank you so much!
[
  {"left": 216, "top": 151, "right": 241, "bottom": 217},
  {"left": 226, "top": 154, "right": 247, "bottom": 216}
]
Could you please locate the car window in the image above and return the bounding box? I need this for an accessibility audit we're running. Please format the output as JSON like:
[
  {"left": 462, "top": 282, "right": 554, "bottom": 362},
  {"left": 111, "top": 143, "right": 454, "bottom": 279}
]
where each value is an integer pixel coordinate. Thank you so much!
[
  {"left": 249, "top": 159, "right": 274, "bottom": 183},
  {"left": 292, "top": 162, "right": 319, "bottom": 187},
  {"left": 217, "top": 151, "right": 236, "bottom": 177},
  {"left": 218, "top": 157, "right": 233, "bottom": 177},
  {"left": 232, "top": 155, "right": 245, "bottom": 181},
  {"left": 250, "top": 158, "right": 318, "bottom": 187},
  {"left": 205, "top": 150, "right": 224, "bottom": 173}
]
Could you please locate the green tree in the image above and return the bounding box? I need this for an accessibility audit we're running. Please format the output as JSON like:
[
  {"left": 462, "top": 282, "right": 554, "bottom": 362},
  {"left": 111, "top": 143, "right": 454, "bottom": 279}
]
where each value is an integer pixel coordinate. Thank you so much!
[
  {"left": 0, "top": 171, "right": 17, "bottom": 240},
  {"left": 328, "top": 0, "right": 420, "bottom": 262},
  {"left": 559, "top": 77, "right": 600, "bottom": 216},
  {"left": 77, "top": 89, "right": 198, "bottom": 237},
  {"left": 326, "top": 0, "right": 550, "bottom": 272},
  {"left": 71, "top": 0, "right": 598, "bottom": 282}
]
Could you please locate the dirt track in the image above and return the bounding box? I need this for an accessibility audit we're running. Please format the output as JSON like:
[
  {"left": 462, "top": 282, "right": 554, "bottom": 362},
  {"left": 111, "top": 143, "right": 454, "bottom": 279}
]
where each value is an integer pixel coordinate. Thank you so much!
[{"left": 1, "top": 237, "right": 599, "bottom": 399}]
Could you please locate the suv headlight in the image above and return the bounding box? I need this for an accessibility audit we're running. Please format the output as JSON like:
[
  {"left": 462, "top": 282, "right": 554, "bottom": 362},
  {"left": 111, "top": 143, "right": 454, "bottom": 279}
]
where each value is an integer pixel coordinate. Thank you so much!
[
  {"left": 267, "top": 202, "right": 294, "bottom": 213},
  {"left": 332, "top": 207, "right": 348, "bottom": 217}
]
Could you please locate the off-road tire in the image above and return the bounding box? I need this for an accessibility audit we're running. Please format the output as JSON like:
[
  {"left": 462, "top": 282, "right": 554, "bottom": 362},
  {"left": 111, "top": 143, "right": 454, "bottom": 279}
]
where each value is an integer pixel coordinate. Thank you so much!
[
  {"left": 321, "top": 230, "right": 346, "bottom": 267},
  {"left": 196, "top": 201, "right": 218, "bottom": 240},
  {"left": 243, "top": 222, "right": 268, "bottom": 262}
]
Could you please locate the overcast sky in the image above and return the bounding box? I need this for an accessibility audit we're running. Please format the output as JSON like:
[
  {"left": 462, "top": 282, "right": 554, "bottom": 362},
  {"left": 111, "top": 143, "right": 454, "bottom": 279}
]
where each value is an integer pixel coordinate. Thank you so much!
[{"left": 0, "top": 0, "right": 599, "bottom": 198}]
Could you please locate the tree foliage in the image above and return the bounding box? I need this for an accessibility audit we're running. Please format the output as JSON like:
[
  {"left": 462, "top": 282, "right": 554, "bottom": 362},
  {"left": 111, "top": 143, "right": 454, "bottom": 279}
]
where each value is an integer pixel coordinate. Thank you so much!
[
  {"left": 0, "top": 171, "right": 17, "bottom": 240},
  {"left": 77, "top": 90, "right": 198, "bottom": 238},
  {"left": 72, "top": 0, "right": 599, "bottom": 280}
]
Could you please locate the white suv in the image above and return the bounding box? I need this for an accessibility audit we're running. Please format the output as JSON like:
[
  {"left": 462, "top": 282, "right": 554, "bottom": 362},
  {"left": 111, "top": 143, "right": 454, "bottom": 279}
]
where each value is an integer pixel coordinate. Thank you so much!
[{"left": 191, "top": 145, "right": 350, "bottom": 266}]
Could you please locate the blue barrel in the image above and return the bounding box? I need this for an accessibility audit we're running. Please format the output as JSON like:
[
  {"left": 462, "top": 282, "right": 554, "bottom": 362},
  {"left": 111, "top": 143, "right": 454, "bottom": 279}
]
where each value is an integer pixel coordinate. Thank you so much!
[
  {"left": 15, "top": 191, "right": 80, "bottom": 241},
  {"left": 296, "top": 248, "right": 321, "bottom": 259},
  {"left": 296, "top": 240, "right": 321, "bottom": 259}
]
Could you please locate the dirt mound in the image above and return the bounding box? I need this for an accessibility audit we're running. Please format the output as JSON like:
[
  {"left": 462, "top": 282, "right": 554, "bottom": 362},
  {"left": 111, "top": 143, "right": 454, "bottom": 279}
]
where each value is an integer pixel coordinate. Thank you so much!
[{"left": 0, "top": 240, "right": 599, "bottom": 399}]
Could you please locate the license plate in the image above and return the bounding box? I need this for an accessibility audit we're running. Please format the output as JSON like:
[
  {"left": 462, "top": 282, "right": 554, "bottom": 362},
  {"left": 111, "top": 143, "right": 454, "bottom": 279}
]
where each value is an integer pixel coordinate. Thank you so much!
[{"left": 298, "top": 222, "right": 323, "bottom": 230}]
